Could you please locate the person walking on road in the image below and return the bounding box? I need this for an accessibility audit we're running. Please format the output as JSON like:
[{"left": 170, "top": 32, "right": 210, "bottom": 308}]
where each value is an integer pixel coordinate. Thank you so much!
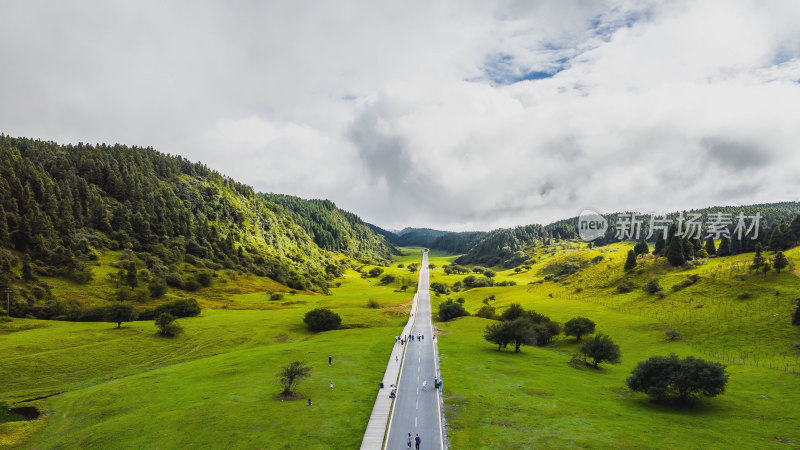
[
  {"left": 415, "top": 434, "right": 421, "bottom": 449},
  {"left": 407, "top": 433, "right": 412, "bottom": 448}
]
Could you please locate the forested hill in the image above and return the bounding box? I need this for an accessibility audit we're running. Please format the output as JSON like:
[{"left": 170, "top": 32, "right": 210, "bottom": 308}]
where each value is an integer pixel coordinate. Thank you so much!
[
  {"left": 453, "top": 203, "right": 800, "bottom": 268},
  {"left": 0, "top": 134, "right": 382, "bottom": 295},
  {"left": 542, "top": 203, "right": 800, "bottom": 245},
  {"left": 259, "top": 193, "right": 399, "bottom": 264}
]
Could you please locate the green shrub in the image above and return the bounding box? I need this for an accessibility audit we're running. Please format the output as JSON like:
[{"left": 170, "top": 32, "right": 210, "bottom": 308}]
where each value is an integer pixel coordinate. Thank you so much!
[
  {"left": 183, "top": 279, "right": 200, "bottom": 292},
  {"left": 366, "top": 299, "right": 380, "bottom": 309},
  {"left": 303, "top": 308, "right": 342, "bottom": 332},
  {"left": 132, "top": 287, "right": 150, "bottom": 302},
  {"left": 431, "top": 282, "right": 450, "bottom": 295},
  {"left": 165, "top": 272, "right": 183, "bottom": 288},
  {"left": 149, "top": 278, "right": 168, "bottom": 298},
  {"left": 643, "top": 278, "right": 663, "bottom": 295},
  {"left": 672, "top": 274, "right": 700, "bottom": 291},
  {"left": 140, "top": 298, "right": 201, "bottom": 320},
  {"left": 196, "top": 271, "right": 213, "bottom": 287},
  {"left": 437, "top": 299, "right": 469, "bottom": 322},
  {"left": 155, "top": 312, "right": 182, "bottom": 336},
  {"left": 666, "top": 329, "right": 682, "bottom": 341},
  {"left": 475, "top": 305, "right": 496, "bottom": 319},
  {"left": 270, "top": 293, "right": 284, "bottom": 301}
]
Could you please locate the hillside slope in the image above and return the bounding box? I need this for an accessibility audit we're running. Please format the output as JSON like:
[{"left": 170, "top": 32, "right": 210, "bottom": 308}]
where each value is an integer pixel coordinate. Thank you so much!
[
  {"left": 0, "top": 135, "right": 390, "bottom": 316},
  {"left": 260, "top": 193, "right": 398, "bottom": 264}
]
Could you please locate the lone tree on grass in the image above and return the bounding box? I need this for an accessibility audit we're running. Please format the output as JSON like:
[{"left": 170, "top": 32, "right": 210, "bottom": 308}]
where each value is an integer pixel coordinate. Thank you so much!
[
  {"left": 564, "top": 317, "right": 595, "bottom": 342},
  {"left": 580, "top": 333, "right": 621, "bottom": 368},
  {"left": 303, "top": 308, "right": 342, "bottom": 332},
  {"left": 626, "top": 354, "right": 728, "bottom": 402},
  {"left": 773, "top": 251, "right": 789, "bottom": 274},
  {"left": 277, "top": 360, "right": 312, "bottom": 397},
  {"left": 750, "top": 243, "right": 766, "bottom": 272},
  {"left": 105, "top": 302, "right": 138, "bottom": 328},
  {"left": 624, "top": 250, "right": 637, "bottom": 272},
  {"left": 155, "top": 312, "right": 181, "bottom": 336}
]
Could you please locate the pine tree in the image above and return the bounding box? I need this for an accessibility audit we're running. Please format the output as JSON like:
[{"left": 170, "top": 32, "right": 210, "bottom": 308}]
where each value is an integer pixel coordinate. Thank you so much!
[
  {"left": 773, "top": 251, "right": 789, "bottom": 274},
  {"left": 704, "top": 237, "right": 716, "bottom": 256},
  {"left": 730, "top": 235, "right": 742, "bottom": 255},
  {"left": 666, "top": 236, "right": 686, "bottom": 266},
  {"left": 624, "top": 250, "right": 637, "bottom": 272},
  {"left": 681, "top": 237, "right": 694, "bottom": 260},
  {"left": 666, "top": 224, "right": 678, "bottom": 246},
  {"left": 768, "top": 223, "right": 795, "bottom": 251},
  {"left": 750, "top": 243, "right": 765, "bottom": 271},
  {"left": 633, "top": 240, "right": 649, "bottom": 256},
  {"left": 653, "top": 233, "right": 666, "bottom": 256},
  {"left": 716, "top": 236, "right": 730, "bottom": 256}
]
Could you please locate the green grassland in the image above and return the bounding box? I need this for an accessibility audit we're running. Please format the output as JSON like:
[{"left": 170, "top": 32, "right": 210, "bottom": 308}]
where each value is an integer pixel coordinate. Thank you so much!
[
  {"left": 430, "top": 243, "right": 800, "bottom": 448},
  {"left": 0, "top": 249, "right": 425, "bottom": 448}
]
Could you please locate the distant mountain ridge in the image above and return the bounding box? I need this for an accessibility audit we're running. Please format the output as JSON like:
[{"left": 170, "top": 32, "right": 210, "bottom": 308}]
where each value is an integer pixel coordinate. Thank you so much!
[
  {"left": 453, "top": 202, "right": 800, "bottom": 267},
  {"left": 368, "top": 225, "right": 455, "bottom": 248}
]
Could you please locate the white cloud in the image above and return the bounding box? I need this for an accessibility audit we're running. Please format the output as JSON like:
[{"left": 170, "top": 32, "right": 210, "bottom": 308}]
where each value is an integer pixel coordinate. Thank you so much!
[{"left": 2, "top": 0, "right": 800, "bottom": 230}]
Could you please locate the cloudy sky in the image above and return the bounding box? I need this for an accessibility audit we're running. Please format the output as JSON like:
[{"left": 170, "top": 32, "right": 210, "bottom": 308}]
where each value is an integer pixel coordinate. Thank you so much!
[{"left": 2, "top": 1, "right": 800, "bottom": 231}]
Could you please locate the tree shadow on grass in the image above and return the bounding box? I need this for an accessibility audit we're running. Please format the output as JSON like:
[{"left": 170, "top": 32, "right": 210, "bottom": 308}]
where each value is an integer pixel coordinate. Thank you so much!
[
  {"left": 274, "top": 392, "right": 305, "bottom": 401},
  {"left": 624, "top": 395, "right": 722, "bottom": 416}
]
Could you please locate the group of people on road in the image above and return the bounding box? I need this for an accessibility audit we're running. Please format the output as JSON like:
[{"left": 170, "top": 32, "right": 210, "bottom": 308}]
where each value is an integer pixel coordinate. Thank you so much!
[
  {"left": 395, "top": 333, "right": 425, "bottom": 346},
  {"left": 407, "top": 433, "right": 421, "bottom": 449}
]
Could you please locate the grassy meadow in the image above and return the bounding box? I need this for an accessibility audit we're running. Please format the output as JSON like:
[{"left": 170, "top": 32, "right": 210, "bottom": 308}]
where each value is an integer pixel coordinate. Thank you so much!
[
  {"left": 1, "top": 249, "right": 425, "bottom": 448},
  {"left": 428, "top": 243, "right": 800, "bottom": 448}
]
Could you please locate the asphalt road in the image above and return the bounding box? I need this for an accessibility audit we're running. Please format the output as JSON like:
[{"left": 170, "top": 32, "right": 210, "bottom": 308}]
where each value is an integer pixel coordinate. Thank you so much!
[{"left": 386, "top": 251, "right": 444, "bottom": 450}]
